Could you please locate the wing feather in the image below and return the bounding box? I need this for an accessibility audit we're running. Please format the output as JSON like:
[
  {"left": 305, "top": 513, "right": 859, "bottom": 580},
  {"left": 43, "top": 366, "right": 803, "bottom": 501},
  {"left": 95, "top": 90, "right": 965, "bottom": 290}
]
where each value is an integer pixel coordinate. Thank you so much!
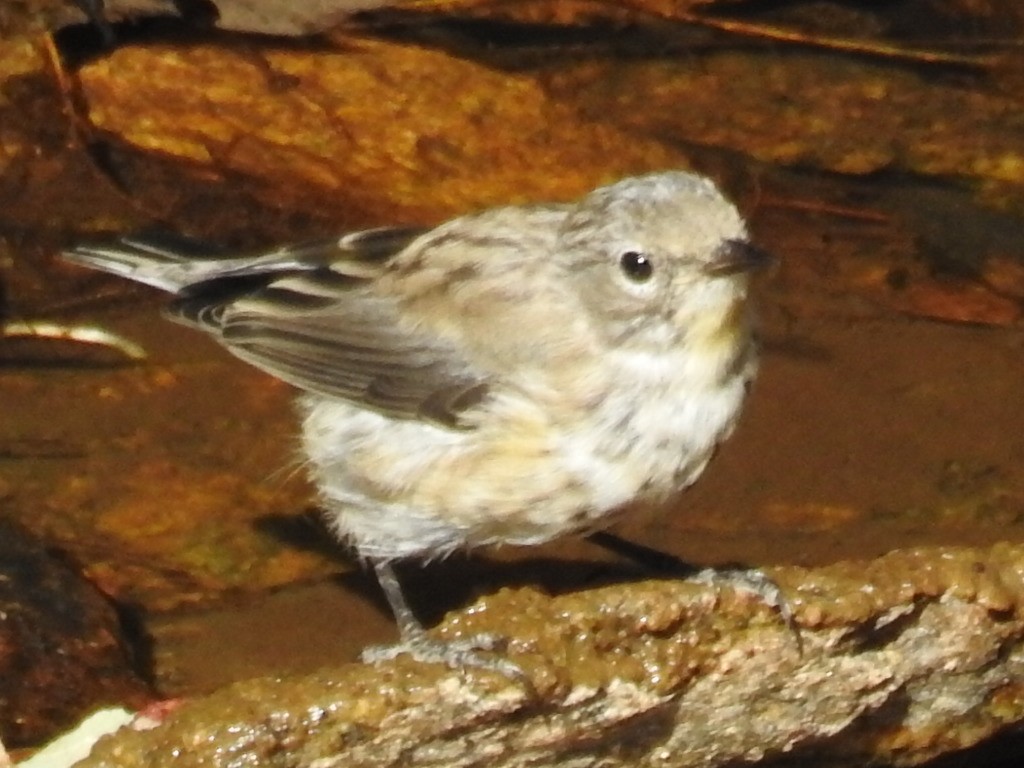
[
  {"left": 169, "top": 259, "right": 489, "bottom": 428},
  {"left": 68, "top": 218, "right": 568, "bottom": 429}
]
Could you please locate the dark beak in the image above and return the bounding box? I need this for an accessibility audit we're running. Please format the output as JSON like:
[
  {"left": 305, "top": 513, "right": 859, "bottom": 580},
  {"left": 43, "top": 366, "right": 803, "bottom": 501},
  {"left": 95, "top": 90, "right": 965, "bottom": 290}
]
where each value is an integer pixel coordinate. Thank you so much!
[{"left": 703, "top": 239, "right": 775, "bottom": 277}]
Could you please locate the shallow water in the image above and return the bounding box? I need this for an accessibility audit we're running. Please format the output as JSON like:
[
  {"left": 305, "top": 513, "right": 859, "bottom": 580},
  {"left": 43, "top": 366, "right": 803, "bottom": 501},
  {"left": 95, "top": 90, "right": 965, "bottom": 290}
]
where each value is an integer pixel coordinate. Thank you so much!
[{"left": 2, "top": 3, "right": 1024, "bottom": 761}]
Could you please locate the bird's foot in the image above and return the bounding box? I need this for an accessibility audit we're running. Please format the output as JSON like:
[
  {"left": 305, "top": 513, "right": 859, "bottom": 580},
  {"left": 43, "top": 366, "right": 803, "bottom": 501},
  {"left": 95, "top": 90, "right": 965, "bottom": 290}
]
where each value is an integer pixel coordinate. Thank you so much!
[
  {"left": 361, "top": 630, "right": 532, "bottom": 688},
  {"left": 690, "top": 566, "right": 801, "bottom": 649}
]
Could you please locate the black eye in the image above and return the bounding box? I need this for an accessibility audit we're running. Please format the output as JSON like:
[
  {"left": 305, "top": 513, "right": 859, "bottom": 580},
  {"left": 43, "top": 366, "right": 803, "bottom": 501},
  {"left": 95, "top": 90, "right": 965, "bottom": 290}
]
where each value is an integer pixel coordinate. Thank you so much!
[{"left": 619, "top": 251, "right": 653, "bottom": 282}]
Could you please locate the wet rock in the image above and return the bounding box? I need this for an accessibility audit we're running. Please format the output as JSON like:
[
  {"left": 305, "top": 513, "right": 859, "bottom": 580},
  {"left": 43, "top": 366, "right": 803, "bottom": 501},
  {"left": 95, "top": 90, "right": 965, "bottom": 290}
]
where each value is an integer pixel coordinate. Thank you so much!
[
  {"left": 69, "top": 36, "right": 680, "bottom": 224},
  {"left": 0, "top": 519, "right": 151, "bottom": 748},
  {"left": 73, "top": 542, "right": 1024, "bottom": 767}
]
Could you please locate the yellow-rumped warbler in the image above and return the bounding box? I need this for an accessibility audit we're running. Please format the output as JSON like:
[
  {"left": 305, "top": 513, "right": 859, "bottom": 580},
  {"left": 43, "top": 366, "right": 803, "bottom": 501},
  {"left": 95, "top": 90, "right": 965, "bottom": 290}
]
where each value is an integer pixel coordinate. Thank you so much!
[{"left": 65, "top": 171, "right": 770, "bottom": 665}]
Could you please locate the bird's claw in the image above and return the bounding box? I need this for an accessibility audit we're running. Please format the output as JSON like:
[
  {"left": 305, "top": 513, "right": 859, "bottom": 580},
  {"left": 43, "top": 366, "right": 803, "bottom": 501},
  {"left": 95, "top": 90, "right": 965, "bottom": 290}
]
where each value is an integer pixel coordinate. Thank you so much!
[
  {"left": 691, "top": 566, "right": 802, "bottom": 652},
  {"left": 361, "top": 631, "right": 534, "bottom": 691}
]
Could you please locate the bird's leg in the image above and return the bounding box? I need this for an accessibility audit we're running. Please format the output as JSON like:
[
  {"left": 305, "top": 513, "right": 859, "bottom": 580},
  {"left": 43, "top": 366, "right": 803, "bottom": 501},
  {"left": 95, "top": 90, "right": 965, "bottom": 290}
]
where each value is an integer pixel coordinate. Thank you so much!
[
  {"left": 360, "top": 561, "right": 530, "bottom": 683},
  {"left": 372, "top": 560, "right": 427, "bottom": 642}
]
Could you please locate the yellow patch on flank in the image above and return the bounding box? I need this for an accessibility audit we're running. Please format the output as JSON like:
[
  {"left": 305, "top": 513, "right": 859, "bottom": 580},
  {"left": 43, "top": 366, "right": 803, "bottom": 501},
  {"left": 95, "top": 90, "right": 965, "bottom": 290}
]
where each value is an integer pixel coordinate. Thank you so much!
[{"left": 689, "top": 298, "right": 746, "bottom": 353}]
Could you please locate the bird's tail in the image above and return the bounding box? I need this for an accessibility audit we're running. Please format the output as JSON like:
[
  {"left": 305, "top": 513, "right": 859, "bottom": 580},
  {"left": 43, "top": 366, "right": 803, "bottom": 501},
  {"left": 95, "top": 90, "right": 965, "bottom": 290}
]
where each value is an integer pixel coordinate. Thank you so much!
[
  {"left": 63, "top": 232, "right": 315, "bottom": 293},
  {"left": 64, "top": 233, "right": 234, "bottom": 292}
]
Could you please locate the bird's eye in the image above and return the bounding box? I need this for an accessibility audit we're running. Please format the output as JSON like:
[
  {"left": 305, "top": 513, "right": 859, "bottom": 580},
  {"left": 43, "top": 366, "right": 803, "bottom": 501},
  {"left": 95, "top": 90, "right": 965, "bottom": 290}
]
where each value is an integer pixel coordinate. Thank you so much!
[{"left": 619, "top": 251, "right": 653, "bottom": 282}]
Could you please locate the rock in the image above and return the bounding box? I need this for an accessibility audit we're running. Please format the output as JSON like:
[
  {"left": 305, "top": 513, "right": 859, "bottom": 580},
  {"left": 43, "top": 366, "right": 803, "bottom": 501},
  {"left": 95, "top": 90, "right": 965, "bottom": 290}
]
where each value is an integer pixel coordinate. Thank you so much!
[
  {"left": 72, "top": 542, "right": 1024, "bottom": 767},
  {"left": 0, "top": 520, "right": 150, "bottom": 748}
]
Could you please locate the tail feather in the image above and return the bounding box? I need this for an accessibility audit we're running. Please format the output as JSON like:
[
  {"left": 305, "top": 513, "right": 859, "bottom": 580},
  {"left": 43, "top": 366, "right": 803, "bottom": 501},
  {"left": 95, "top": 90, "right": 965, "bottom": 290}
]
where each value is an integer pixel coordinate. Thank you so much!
[
  {"left": 63, "top": 226, "right": 427, "bottom": 294},
  {"left": 64, "top": 233, "right": 226, "bottom": 292},
  {"left": 64, "top": 232, "right": 312, "bottom": 293}
]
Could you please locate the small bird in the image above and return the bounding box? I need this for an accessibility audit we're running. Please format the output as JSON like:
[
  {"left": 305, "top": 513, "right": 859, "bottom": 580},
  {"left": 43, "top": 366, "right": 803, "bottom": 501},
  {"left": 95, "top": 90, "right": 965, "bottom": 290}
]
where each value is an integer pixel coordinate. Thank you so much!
[{"left": 65, "top": 171, "right": 771, "bottom": 665}]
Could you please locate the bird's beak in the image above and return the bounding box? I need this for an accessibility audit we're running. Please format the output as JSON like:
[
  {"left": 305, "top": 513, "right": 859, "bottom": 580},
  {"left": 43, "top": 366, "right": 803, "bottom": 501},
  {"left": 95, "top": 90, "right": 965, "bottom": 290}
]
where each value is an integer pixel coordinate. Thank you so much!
[{"left": 703, "top": 239, "right": 774, "bottom": 277}]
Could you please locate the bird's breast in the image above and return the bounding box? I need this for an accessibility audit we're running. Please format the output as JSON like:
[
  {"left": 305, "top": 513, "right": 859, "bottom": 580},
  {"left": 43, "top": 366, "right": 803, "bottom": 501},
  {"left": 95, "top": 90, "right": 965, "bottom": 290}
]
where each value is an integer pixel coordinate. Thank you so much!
[{"left": 551, "top": 337, "right": 755, "bottom": 511}]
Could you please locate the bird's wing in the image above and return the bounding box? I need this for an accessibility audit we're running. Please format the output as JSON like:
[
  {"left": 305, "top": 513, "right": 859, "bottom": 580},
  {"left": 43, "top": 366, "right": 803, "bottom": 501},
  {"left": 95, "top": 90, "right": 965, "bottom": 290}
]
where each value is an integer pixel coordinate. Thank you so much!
[
  {"left": 163, "top": 228, "right": 491, "bottom": 428},
  {"left": 68, "top": 226, "right": 486, "bottom": 425}
]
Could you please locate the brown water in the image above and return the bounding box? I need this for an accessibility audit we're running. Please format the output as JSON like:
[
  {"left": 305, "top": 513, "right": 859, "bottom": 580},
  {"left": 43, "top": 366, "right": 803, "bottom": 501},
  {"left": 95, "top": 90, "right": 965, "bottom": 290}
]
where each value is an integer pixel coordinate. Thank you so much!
[{"left": 2, "top": 3, "right": 1024, "bottom": 761}]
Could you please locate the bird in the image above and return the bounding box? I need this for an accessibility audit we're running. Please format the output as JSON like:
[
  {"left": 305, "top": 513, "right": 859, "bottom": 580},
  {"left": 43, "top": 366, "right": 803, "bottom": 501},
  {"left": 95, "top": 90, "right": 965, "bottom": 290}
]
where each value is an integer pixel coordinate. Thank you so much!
[{"left": 64, "top": 171, "right": 772, "bottom": 667}]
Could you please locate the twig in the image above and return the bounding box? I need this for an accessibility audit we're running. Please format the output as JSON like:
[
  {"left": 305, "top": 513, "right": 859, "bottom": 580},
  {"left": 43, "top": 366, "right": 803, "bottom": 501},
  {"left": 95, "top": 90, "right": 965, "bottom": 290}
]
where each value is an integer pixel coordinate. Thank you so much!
[
  {"left": 399, "top": 0, "right": 1001, "bottom": 68},
  {"left": 760, "top": 196, "right": 892, "bottom": 223},
  {"left": 2, "top": 321, "right": 146, "bottom": 361},
  {"left": 647, "top": 7, "right": 999, "bottom": 68}
]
